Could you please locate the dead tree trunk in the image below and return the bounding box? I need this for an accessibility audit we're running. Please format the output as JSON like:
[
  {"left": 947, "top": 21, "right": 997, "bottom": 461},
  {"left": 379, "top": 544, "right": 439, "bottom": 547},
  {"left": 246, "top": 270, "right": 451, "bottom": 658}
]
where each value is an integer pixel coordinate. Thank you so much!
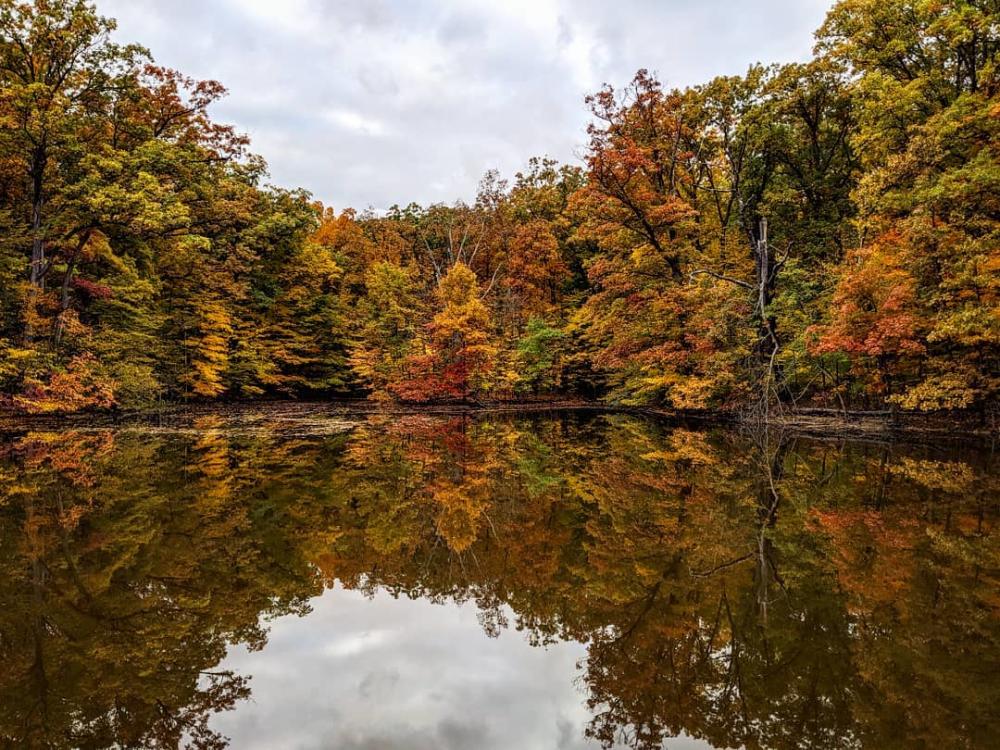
[{"left": 750, "top": 218, "right": 784, "bottom": 421}]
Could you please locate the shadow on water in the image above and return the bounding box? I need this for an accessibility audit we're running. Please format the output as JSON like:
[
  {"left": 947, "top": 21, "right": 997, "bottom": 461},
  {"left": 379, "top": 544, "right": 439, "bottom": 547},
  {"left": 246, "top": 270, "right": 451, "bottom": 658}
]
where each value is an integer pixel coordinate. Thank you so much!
[{"left": 0, "top": 409, "right": 997, "bottom": 749}]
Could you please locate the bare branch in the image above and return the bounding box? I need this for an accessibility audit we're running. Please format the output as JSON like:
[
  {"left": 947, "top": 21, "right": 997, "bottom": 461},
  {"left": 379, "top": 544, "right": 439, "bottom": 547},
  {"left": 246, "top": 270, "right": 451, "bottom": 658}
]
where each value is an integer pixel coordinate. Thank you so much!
[
  {"left": 467, "top": 218, "right": 487, "bottom": 266},
  {"left": 689, "top": 269, "right": 754, "bottom": 290},
  {"left": 422, "top": 237, "right": 442, "bottom": 283},
  {"left": 481, "top": 261, "right": 505, "bottom": 298}
]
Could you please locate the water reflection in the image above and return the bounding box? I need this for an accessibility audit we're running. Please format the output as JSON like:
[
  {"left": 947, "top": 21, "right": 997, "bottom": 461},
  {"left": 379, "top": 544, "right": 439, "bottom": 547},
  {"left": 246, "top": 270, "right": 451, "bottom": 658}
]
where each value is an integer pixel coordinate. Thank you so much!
[
  {"left": 212, "top": 585, "right": 603, "bottom": 749},
  {"left": 0, "top": 408, "right": 997, "bottom": 749}
]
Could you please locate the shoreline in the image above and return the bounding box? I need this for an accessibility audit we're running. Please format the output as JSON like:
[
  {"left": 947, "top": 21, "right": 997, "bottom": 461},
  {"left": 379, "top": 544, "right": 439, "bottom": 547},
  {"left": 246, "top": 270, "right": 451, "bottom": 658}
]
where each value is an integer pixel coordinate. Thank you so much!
[{"left": 0, "top": 399, "right": 996, "bottom": 442}]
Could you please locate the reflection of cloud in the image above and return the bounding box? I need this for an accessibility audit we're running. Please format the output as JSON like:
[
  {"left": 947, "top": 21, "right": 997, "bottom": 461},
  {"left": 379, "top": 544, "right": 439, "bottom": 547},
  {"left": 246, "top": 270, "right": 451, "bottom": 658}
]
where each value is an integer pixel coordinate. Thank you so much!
[
  {"left": 100, "top": 0, "right": 830, "bottom": 211},
  {"left": 323, "top": 628, "right": 392, "bottom": 658},
  {"left": 210, "top": 585, "right": 594, "bottom": 749},
  {"left": 209, "top": 584, "right": 717, "bottom": 750},
  {"left": 358, "top": 667, "right": 400, "bottom": 699}
]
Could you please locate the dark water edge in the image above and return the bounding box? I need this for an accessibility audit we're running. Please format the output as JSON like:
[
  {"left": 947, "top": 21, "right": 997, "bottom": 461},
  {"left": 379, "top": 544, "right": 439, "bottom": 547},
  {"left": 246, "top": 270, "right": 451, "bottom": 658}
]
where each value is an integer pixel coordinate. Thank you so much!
[
  {"left": 1, "top": 406, "right": 997, "bottom": 749},
  {"left": 1, "top": 399, "right": 996, "bottom": 444}
]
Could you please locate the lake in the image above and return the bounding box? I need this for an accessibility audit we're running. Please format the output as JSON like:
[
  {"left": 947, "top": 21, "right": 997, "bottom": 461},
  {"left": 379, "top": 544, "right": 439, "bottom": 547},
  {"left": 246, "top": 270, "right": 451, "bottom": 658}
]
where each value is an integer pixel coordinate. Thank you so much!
[{"left": 1, "top": 406, "right": 997, "bottom": 749}]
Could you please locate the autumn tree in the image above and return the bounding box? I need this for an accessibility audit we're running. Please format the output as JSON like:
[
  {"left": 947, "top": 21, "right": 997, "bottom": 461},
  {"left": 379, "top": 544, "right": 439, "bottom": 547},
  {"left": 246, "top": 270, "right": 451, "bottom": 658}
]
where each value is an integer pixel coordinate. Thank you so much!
[
  {"left": 393, "top": 262, "right": 496, "bottom": 402},
  {"left": 1, "top": 0, "right": 997, "bottom": 417},
  {"left": 350, "top": 260, "right": 424, "bottom": 399},
  {"left": 816, "top": 0, "right": 1000, "bottom": 409}
]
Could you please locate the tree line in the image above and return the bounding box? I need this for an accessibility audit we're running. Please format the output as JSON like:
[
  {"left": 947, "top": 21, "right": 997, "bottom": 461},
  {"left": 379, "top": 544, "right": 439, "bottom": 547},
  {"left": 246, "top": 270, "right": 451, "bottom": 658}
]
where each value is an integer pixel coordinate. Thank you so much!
[{"left": 1, "top": 0, "right": 997, "bottom": 413}]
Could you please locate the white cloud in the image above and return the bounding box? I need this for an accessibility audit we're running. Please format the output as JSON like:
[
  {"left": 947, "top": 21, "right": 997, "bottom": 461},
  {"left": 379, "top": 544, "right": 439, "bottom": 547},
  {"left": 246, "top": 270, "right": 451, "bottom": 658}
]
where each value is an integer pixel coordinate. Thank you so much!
[
  {"left": 323, "top": 108, "right": 389, "bottom": 137},
  {"left": 99, "top": 0, "right": 833, "bottom": 211}
]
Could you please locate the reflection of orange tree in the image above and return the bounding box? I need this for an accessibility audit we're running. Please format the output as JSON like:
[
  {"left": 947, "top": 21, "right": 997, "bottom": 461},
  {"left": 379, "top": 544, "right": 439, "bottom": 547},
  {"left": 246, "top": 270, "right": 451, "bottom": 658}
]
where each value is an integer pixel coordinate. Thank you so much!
[
  {"left": 806, "top": 451, "right": 1000, "bottom": 749},
  {"left": 323, "top": 415, "right": 582, "bottom": 635},
  {"left": 426, "top": 418, "right": 498, "bottom": 554},
  {"left": 340, "top": 416, "right": 498, "bottom": 555}
]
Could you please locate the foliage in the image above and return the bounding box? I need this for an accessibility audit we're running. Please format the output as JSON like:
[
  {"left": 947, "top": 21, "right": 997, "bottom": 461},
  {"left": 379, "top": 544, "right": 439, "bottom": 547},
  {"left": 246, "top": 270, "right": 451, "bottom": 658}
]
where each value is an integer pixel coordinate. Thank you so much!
[
  {"left": 391, "top": 262, "right": 496, "bottom": 402},
  {"left": 0, "top": 0, "right": 997, "bottom": 413}
]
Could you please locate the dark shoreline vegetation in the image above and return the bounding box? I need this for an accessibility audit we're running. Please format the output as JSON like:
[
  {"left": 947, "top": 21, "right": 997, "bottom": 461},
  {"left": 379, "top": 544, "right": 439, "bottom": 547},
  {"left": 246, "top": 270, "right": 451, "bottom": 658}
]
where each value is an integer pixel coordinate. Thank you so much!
[
  {"left": 1, "top": 0, "right": 998, "bottom": 423},
  {"left": 1, "top": 401, "right": 996, "bottom": 444}
]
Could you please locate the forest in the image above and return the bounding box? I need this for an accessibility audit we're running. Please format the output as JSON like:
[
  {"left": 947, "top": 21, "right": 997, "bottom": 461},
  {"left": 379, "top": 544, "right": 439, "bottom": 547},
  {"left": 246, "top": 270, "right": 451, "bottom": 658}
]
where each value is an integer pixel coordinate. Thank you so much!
[{"left": 0, "top": 0, "right": 997, "bottom": 415}]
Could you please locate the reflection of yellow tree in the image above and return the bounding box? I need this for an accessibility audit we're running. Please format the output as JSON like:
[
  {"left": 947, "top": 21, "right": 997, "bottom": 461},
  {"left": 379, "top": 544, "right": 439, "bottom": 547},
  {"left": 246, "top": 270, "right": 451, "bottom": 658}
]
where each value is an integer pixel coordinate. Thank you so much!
[
  {"left": 0, "top": 424, "right": 350, "bottom": 749},
  {"left": 425, "top": 419, "right": 492, "bottom": 553},
  {"left": 433, "top": 484, "right": 485, "bottom": 553},
  {"left": 340, "top": 416, "right": 497, "bottom": 555}
]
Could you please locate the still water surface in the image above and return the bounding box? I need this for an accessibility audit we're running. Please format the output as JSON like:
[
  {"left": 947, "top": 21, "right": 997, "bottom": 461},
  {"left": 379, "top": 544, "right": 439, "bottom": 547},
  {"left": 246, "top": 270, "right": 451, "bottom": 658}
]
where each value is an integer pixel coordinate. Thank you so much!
[{"left": 1, "top": 407, "right": 997, "bottom": 749}]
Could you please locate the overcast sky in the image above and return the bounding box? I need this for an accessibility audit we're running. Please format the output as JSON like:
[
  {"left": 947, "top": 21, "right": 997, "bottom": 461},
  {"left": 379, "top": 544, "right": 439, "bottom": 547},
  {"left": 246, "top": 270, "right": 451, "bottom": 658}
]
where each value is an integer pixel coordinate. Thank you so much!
[{"left": 99, "top": 0, "right": 832, "bottom": 211}]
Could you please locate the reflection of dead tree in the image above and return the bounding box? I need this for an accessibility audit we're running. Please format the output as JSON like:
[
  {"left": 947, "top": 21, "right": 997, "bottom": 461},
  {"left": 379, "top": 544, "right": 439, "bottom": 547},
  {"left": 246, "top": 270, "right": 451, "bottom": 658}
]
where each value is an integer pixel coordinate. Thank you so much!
[
  {"left": 688, "top": 423, "right": 790, "bottom": 622},
  {"left": 28, "top": 556, "right": 50, "bottom": 741},
  {"left": 747, "top": 422, "right": 791, "bottom": 625},
  {"left": 588, "top": 428, "right": 795, "bottom": 749},
  {"left": 720, "top": 591, "right": 753, "bottom": 735},
  {"left": 697, "top": 426, "right": 791, "bottom": 747},
  {"left": 689, "top": 552, "right": 754, "bottom": 578}
]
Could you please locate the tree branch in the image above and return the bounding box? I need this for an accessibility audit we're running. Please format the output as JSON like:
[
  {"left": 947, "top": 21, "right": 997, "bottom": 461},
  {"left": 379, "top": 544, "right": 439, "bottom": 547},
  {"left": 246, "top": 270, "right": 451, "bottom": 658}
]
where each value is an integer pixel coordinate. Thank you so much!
[{"left": 689, "top": 269, "right": 753, "bottom": 290}]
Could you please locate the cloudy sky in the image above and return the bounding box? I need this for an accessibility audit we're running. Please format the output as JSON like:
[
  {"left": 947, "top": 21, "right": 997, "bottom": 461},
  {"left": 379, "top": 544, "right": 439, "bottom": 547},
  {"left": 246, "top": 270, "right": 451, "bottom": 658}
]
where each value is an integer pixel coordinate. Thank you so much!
[{"left": 100, "top": 0, "right": 832, "bottom": 211}]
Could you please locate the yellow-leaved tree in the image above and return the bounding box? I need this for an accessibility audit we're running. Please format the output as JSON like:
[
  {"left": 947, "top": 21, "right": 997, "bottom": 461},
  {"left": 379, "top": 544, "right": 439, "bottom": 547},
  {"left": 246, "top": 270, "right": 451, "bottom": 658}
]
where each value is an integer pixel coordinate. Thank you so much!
[{"left": 392, "top": 262, "right": 496, "bottom": 402}]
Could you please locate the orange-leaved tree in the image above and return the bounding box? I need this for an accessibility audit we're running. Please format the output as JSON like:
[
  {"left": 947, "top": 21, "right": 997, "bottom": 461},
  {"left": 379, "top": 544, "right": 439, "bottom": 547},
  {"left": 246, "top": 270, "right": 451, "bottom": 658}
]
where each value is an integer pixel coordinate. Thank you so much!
[{"left": 810, "top": 231, "right": 925, "bottom": 402}]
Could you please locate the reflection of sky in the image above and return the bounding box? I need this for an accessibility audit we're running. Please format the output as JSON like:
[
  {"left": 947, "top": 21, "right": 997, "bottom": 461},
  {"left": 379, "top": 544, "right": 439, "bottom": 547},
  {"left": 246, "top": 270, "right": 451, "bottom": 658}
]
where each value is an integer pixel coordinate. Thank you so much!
[{"left": 209, "top": 584, "right": 717, "bottom": 749}]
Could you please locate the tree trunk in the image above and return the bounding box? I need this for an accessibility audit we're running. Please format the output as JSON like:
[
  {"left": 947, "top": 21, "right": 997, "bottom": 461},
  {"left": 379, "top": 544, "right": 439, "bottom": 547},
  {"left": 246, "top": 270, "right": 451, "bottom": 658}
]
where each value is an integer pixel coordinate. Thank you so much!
[
  {"left": 29, "top": 144, "right": 47, "bottom": 289},
  {"left": 53, "top": 230, "right": 92, "bottom": 347},
  {"left": 753, "top": 218, "right": 782, "bottom": 409},
  {"left": 24, "top": 144, "right": 47, "bottom": 343},
  {"left": 755, "top": 218, "right": 778, "bottom": 357}
]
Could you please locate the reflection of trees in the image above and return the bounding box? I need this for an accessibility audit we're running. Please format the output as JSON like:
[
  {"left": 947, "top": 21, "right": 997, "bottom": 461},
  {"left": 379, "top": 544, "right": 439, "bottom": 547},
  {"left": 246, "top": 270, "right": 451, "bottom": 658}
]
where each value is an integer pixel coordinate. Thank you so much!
[
  {"left": 327, "top": 416, "right": 1000, "bottom": 750},
  {"left": 578, "top": 428, "right": 999, "bottom": 750},
  {"left": 0, "top": 414, "right": 997, "bottom": 749},
  {"left": 0, "top": 426, "right": 349, "bottom": 749}
]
